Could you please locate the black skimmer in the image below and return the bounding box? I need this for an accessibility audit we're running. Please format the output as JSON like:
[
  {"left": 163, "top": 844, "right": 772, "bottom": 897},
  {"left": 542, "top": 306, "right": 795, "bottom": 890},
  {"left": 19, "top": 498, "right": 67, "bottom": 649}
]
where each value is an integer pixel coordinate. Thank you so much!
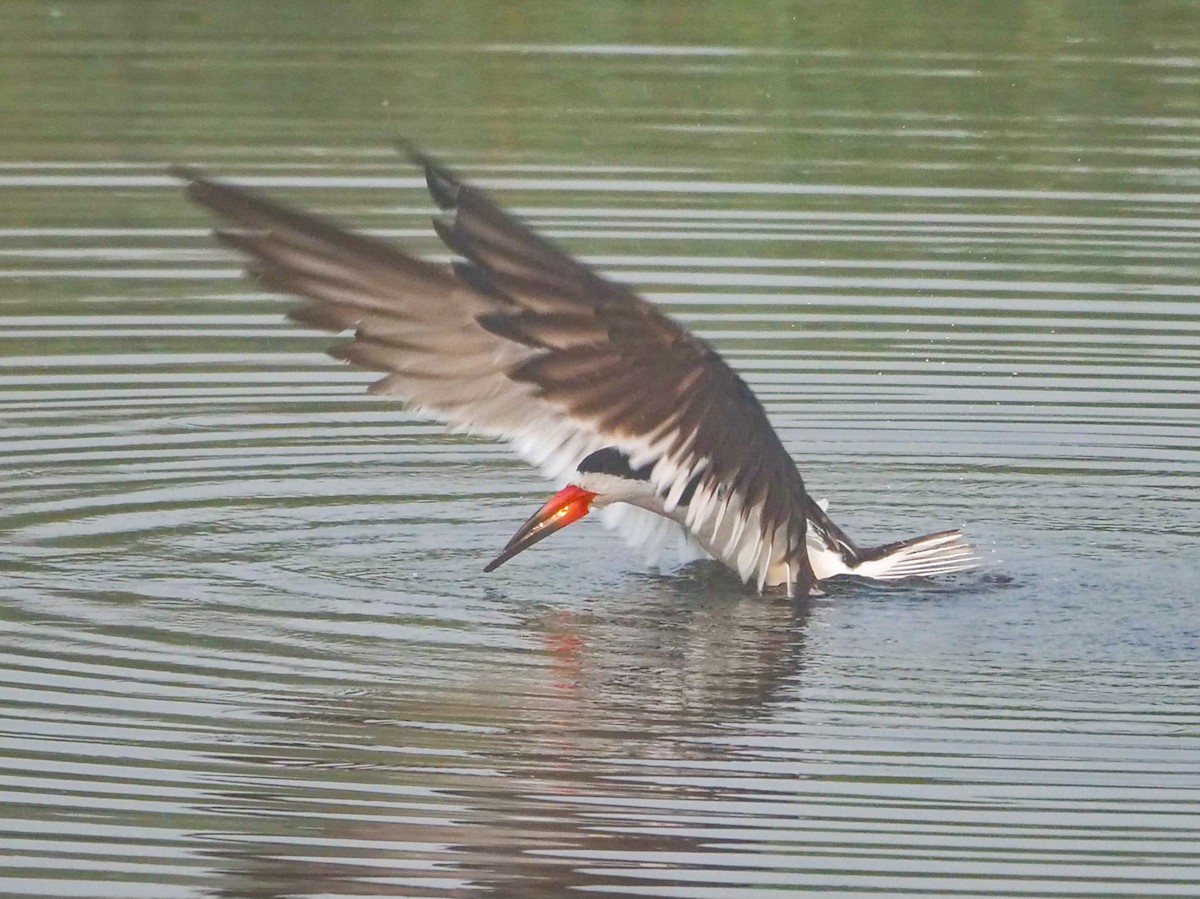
[{"left": 174, "top": 152, "right": 978, "bottom": 598}]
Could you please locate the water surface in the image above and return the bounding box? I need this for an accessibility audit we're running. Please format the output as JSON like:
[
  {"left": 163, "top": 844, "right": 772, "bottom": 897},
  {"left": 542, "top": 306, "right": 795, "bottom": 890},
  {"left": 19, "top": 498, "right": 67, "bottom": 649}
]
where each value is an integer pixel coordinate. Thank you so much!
[{"left": 1, "top": 2, "right": 1198, "bottom": 896}]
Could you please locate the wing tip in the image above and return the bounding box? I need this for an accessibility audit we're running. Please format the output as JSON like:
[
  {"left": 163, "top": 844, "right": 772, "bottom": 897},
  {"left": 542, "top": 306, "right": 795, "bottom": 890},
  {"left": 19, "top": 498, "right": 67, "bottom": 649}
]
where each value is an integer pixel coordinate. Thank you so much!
[
  {"left": 168, "top": 163, "right": 218, "bottom": 207},
  {"left": 399, "top": 139, "right": 462, "bottom": 211},
  {"left": 167, "top": 163, "right": 202, "bottom": 183}
]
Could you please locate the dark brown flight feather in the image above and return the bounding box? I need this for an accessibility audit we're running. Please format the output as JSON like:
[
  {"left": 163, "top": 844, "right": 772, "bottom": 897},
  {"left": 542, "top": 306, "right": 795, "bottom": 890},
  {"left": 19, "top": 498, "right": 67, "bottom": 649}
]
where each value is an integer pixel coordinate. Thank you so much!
[{"left": 173, "top": 151, "right": 826, "bottom": 595}]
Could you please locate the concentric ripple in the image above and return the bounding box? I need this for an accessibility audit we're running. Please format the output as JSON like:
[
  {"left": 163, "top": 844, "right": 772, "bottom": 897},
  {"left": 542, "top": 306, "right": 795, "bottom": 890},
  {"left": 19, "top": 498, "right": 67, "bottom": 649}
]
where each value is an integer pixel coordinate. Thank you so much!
[{"left": 2, "top": 7, "right": 1200, "bottom": 897}]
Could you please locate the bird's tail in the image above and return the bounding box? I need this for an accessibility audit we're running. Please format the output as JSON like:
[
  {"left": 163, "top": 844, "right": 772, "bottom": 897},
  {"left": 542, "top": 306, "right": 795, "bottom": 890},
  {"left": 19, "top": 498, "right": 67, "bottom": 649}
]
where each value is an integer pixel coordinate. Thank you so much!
[
  {"left": 847, "top": 529, "right": 979, "bottom": 580},
  {"left": 805, "top": 498, "right": 979, "bottom": 582}
]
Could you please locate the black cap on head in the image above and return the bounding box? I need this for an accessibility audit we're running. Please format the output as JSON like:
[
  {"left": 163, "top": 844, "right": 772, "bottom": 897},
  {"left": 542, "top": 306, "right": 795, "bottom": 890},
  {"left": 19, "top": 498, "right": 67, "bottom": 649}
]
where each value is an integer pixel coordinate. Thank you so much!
[{"left": 576, "top": 447, "right": 654, "bottom": 482}]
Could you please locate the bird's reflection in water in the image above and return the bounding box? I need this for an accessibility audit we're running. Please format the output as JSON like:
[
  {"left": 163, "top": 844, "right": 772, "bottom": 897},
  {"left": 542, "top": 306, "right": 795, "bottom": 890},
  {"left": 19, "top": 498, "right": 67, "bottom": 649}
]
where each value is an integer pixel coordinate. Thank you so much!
[
  {"left": 209, "top": 572, "right": 814, "bottom": 898},
  {"left": 525, "top": 565, "right": 811, "bottom": 725}
]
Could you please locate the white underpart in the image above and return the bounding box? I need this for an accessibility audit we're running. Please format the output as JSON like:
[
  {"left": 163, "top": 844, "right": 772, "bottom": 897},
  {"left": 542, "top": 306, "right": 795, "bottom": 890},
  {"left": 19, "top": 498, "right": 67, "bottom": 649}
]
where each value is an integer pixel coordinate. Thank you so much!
[
  {"left": 599, "top": 504, "right": 708, "bottom": 567},
  {"left": 805, "top": 533, "right": 851, "bottom": 580},
  {"left": 573, "top": 469, "right": 706, "bottom": 567}
]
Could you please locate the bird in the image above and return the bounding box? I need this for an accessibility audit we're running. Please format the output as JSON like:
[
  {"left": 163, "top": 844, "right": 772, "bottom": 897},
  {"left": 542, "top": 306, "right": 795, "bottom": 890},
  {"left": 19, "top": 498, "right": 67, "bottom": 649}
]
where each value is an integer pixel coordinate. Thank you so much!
[{"left": 173, "top": 150, "right": 978, "bottom": 599}]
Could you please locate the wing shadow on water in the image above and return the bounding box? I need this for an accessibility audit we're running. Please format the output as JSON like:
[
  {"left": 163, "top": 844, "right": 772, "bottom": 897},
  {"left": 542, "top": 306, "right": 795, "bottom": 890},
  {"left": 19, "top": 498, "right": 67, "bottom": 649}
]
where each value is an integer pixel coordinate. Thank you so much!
[{"left": 205, "top": 571, "right": 815, "bottom": 898}]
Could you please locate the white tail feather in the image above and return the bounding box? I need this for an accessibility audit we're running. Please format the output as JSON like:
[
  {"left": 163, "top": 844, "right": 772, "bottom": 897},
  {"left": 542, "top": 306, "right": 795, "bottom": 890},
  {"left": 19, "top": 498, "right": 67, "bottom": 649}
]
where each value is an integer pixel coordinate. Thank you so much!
[{"left": 849, "top": 529, "right": 979, "bottom": 581}]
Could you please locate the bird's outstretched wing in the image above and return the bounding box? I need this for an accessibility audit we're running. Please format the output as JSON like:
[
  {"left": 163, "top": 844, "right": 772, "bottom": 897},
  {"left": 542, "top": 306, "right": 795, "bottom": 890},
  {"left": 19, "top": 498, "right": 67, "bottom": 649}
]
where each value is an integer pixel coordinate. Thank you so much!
[{"left": 174, "top": 152, "right": 817, "bottom": 593}]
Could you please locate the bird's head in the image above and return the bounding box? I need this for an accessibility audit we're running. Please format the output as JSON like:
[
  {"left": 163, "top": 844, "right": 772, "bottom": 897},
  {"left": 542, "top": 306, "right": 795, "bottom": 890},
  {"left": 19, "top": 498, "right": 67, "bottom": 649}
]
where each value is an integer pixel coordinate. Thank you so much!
[{"left": 484, "top": 447, "right": 659, "bottom": 572}]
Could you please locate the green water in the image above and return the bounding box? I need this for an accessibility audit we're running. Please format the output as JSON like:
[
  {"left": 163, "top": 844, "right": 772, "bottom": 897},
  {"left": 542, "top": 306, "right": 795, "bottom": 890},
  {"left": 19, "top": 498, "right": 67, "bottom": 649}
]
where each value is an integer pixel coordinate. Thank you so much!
[{"left": 1, "top": 2, "right": 1198, "bottom": 896}]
